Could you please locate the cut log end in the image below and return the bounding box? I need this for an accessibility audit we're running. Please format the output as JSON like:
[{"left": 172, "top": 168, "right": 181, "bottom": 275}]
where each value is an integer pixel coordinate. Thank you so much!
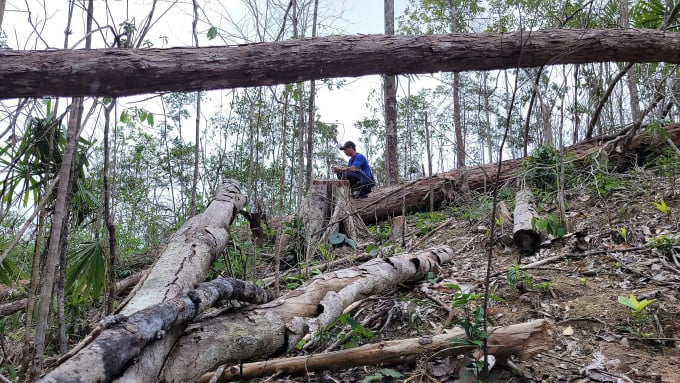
[{"left": 513, "top": 229, "right": 541, "bottom": 252}]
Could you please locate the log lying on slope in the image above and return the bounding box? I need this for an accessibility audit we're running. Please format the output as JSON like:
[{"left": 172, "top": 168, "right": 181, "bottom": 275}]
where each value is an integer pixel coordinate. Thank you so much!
[
  {"left": 37, "top": 278, "right": 273, "bottom": 383},
  {"left": 37, "top": 181, "right": 247, "bottom": 383},
  {"left": 201, "top": 319, "right": 554, "bottom": 382},
  {"left": 513, "top": 188, "right": 541, "bottom": 252},
  {"left": 354, "top": 124, "right": 680, "bottom": 224},
  {"left": 157, "top": 246, "right": 454, "bottom": 383}
]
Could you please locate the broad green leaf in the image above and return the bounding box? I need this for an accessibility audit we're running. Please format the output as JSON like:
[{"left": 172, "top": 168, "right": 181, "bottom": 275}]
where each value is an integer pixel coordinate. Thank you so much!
[{"left": 207, "top": 26, "right": 218, "bottom": 40}]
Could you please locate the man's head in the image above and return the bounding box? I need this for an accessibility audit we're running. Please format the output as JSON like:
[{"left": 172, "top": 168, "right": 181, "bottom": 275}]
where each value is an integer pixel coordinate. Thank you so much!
[{"left": 339, "top": 141, "right": 356, "bottom": 155}]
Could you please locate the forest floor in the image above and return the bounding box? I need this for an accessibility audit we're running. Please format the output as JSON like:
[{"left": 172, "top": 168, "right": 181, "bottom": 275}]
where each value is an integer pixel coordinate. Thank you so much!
[{"left": 278, "top": 164, "right": 680, "bottom": 383}]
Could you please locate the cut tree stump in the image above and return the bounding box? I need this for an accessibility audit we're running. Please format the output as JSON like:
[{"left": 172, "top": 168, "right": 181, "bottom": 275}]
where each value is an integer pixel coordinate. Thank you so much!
[
  {"left": 299, "top": 180, "right": 373, "bottom": 263},
  {"left": 513, "top": 188, "right": 541, "bottom": 252},
  {"left": 202, "top": 319, "right": 554, "bottom": 382}
]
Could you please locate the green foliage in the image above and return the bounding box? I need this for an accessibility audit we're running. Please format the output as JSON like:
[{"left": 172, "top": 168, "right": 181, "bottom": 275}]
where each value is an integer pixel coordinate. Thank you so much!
[
  {"left": 206, "top": 26, "right": 218, "bottom": 40},
  {"left": 653, "top": 146, "right": 680, "bottom": 190},
  {"left": 532, "top": 213, "right": 567, "bottom": 238},
  {"left": 507, "top": 263, "right": 554, "bottom": 291},
  {"left": 329, "top": 232, "right": 357, "bottom": 248},
  {"left": 414, "top": 211, "right": 446, "bottom": 236},
  {"left": 361, "top": 368, "right": 403, "bottom": 382},
  {"left": 66, "top": 240, "right": 108, "bottom": 303},
  {"left": 330, "top": 312, "right": 375, "bottom": 350},
  {"left": 618, "top": 293, "right": 656, "bottom": 337},
  {"left": 645, "top": 234, "right": 678, "bottom": 256},
  {"left": 522, "top": 145, "right": 561, "bottom": 193},
  {"left": 588, "top": 173, "right": 620, "bottom": 199},
  {"left": 445, "top": 284, "right": 488, "bottom": 346},
  {"left": 631, "top": 0, "right": 679, "bottom": 31},
  {"left": 653, "top": 199, "right": 670, "bottom": 215}
]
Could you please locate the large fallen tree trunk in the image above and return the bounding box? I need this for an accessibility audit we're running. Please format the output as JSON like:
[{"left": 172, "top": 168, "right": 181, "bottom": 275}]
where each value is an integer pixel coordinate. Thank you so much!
[
  {"left": 2, "top": 29, "right": 680, "bottom": 98},
  {"left": 199, "top": 319, "right": 554, "bottom": 382},
  {"left": 355, "top": 124, "right": 680, "bottom": 224},
  {"left": 37, "top": 278, "right": 273, "bottom": 383},
  {"left": 156, "top": 246, "right": 454, "bottom": 383},
  {"left": 101, "top": 181, "right": 246, "bottom": 383}
]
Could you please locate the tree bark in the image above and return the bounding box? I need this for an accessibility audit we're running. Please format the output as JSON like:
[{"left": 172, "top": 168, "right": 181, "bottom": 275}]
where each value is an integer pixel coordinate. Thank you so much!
[
  {"left": 513, "top": 188, "right": 541, "bottom": 252},
  {"left": 200, "top": 319, "right": 553, "bottom": 382},
  {"left": 3, "top": 29, "right": 680, "bottom": 98},
  {"left": 353, "top": 123, "right": 680, "bottom": 224},
  {"left": 114, "top": 180, "right": 247, "bottom": 383},
  {"left": 157, "top": 246, "right": 454, "bottom": 383},
  {"left": 37, "top": 278, "right": 273, "bottom": 383}
]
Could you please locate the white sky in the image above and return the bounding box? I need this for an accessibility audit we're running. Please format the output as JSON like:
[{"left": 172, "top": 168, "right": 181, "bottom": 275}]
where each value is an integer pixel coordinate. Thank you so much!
[{"left": 2, "top": 0, "right": 414, "bottom": 147}]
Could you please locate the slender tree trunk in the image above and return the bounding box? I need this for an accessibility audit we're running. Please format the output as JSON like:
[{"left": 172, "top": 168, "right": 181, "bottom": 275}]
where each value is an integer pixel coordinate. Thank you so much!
[
  {"left": 450, "top": 0, "right": 468, "bottom": 195},
  {"left": 384, "top": 0, "right": 399, "bottom": 186},
  {"left": 103, "top": 100, "right": 117, "bottom": 315},
  {"left": 190, "top": 0, "right": 201, "bottom": 216},
  {"left": 305, "top": 0, "right": 319, "bottom": 191},
  {"left": 0, "top": 0, "right": 5, "bottom": 29},
  {"left": 28, "top": 97, "right": 82, "bottom": 380},
  {"left": 620, "top": 0, "right": 640, "bottom": 123}
]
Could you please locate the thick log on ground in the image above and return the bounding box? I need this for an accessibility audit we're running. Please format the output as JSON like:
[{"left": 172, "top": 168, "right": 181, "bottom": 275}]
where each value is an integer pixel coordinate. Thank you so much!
[
  {"left": 2, "top": 29, "right": 680, "bottom": 98},
  {"left": 156, "top": 246, "right": 454, "bottom": 383},
  {"left": 37, "top": 278, "right": 273, "bottom": 383},
  {"left": 202, "top": 319, "right": 553, "bottom": 382},
  {"left": 354, "top": 124, "right": 680, "bottom": 224},
  {"left": 109, "top": 180, "right": 246, "bottom": 383},
  {"left": 513, "top": 188, "right": 541, "bottom": 252}
]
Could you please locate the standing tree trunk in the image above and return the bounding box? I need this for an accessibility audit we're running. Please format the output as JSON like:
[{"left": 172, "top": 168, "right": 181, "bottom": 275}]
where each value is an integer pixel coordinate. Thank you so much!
[
  {"left": 28, "top": 97, "right": 82, "bottom": 380},
  {"left": 103, "top": 99, "right": 117, "bottom": 315},
  {"left": 384, "top": 0, "right": 399, "bottom": 186},
  {"left": 449, "top": 0, "right": 469, "bottom": 197}
]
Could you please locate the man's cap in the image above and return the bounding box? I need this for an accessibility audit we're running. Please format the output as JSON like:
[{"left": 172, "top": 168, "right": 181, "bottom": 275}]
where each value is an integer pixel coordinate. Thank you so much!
[{"left": 339, "top": 141, "right": 356, "bottom": 150}]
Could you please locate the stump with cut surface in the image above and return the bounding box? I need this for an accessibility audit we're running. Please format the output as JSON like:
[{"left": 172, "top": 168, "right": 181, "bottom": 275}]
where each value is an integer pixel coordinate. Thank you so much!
[
  {"left": 300, "top": 180, "right": 373, "bottom": 253},
  {"left": 513, "top": 188, "right": 541, "bottom": 252}
]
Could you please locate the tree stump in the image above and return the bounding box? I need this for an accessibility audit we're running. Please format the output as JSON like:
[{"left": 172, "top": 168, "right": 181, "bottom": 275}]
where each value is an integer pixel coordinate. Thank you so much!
[
  {"left": 299, "top": 180, "right": 373, "bottom": 261},
  {"left": 513, "top": 188, "right": 541, "bottom": 252}
]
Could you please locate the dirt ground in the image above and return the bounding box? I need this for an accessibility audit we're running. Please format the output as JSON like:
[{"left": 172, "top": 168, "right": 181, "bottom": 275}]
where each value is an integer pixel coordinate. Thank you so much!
[{"left": 285, "top": 166, "right": 680, "bottom": 383}]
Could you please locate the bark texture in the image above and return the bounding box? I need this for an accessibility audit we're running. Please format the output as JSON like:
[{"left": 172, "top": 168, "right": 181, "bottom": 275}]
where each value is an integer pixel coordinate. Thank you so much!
[
  {"left": 36, "top": 278, "right": 273, "bottom": 383},
  {"left": 200, "top": 319, "right": 553, "bottom": 382},
  {"left": 115, "top": 180, "right": 247, "bottom": 383},
  {"left": 2, "top": 29, "right": 680, "bottom": 98},
  {"left": 513, "top": 188, "right": 541, "bottom": 252},
  {"left": 353, "top": 123, "right": 680, "bottom": 224},
  {"left": 157, "top": 246, "right": 454, "bottom": 382}
]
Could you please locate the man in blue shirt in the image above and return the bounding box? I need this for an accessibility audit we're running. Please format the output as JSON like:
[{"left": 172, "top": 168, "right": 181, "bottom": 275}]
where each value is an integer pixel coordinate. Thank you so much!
[{"left": 332, "top": 141, "right": 374, "bottom": 198}]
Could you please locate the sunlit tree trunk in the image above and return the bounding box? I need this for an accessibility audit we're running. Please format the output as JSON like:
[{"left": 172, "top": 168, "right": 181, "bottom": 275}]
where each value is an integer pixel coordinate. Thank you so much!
[
  {"left": 305, "top": 0, "right": 319, "bottom": 191},
  {"left": 190, "top": 0, "right": 201, "bottom": 216},
  {"left": 450, "top": 0, "right": 468, "bottom": 195},
  {"left": 621, "top": 0, "right": 640, "bottom": 122},
  {"left": 384, "top": 0, "right": 399, "bottom": 185}
]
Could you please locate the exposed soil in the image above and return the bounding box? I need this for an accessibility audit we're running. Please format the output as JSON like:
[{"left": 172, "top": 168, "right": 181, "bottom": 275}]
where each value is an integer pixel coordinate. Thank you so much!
[{"left": 285, "top": 165, "right": 680, "bottom": 383}]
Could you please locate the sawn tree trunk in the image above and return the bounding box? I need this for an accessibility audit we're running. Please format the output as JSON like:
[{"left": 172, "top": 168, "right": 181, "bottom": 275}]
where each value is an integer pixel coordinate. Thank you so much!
[{"left": 2, "top": 29, "right": 680, "bottom": 98}]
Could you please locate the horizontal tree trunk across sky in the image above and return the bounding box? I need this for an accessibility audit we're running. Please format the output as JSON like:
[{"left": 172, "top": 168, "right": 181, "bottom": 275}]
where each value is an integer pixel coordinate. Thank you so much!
[{"left": 2, "top": 29, "right": 680, "bottom": 99}]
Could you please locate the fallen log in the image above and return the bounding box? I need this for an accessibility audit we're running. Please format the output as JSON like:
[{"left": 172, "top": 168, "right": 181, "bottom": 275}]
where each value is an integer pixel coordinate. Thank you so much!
[
  {"left": 156, "top": 246, "right": 454, "bottom": 382},
  {"left": 513, "top": 188, "right": 541, "bottom": 252},
  {"left": 37, "top": 278, "right": 273, "bottom": 383},
  {"left": 353, "top": 124, "right": 680, "bottom": 224},
  {"left": 200, "top": 319, "right": 554, "bottom": 382}
]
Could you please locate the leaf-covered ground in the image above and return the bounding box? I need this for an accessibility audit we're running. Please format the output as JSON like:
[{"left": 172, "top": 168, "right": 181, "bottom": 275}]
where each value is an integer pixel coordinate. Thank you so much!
[{"left": 285, "top": 164, "right": 680, "bottom": 382}]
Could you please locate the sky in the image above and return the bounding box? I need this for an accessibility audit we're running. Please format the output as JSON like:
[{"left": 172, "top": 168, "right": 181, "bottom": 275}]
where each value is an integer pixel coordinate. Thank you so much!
[
  {"left": 314, "top": 0, "right": 411, "bottom": 146},
  {"left": 2, "top": 0, "right": 414, "bottom": 149}
]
